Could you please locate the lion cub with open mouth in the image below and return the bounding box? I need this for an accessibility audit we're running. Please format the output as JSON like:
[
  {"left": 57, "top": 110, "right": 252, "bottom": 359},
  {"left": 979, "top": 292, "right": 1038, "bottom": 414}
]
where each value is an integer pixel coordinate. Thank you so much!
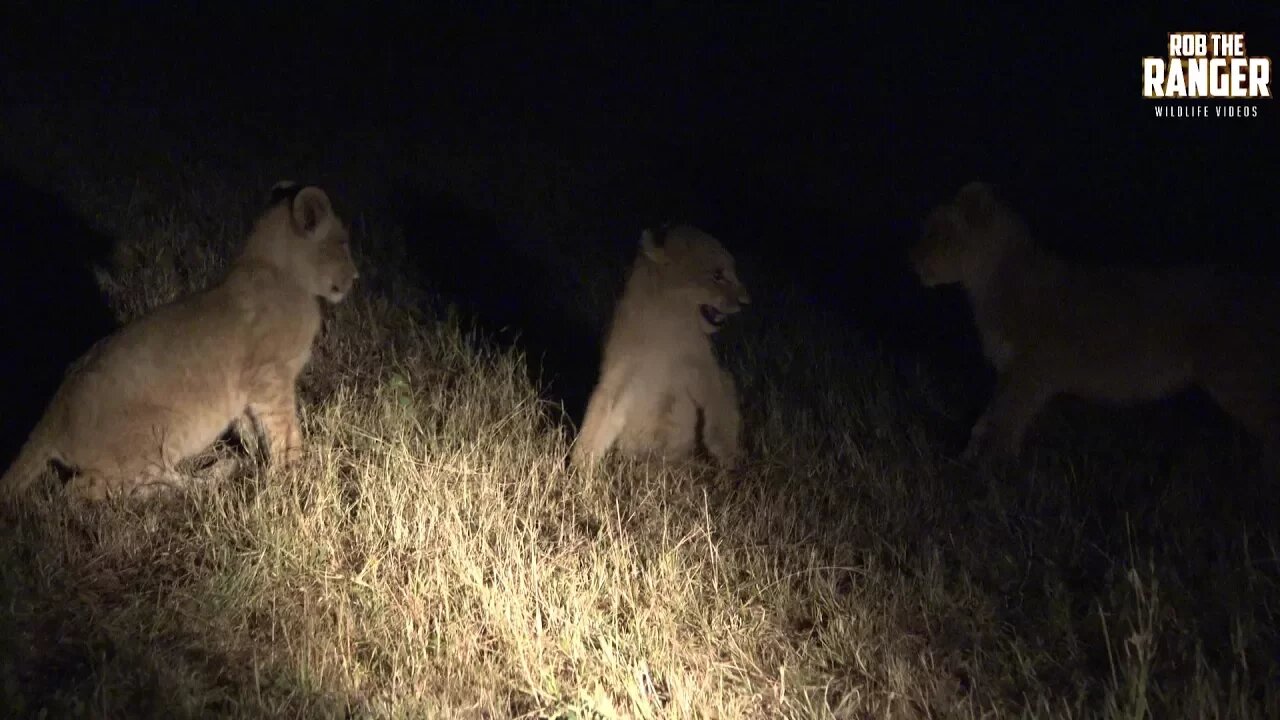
[
  {"left": 573, "top": 224, "right": 750, "bottom": 469},
  {"left": 2, "top": 182, "right": 358, "bottom": 500}
]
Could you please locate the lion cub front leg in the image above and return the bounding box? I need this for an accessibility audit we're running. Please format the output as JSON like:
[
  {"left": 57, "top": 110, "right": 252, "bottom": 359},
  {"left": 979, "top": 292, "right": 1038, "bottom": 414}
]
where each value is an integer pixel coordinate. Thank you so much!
[
  {"left": 572, "top": 375, "right": 631, "bottom": 468},
  {"left": 964, "top": 360, "right": 1054, "bottom": 463},
  {"left": 248, "top": 381, "right": 304, "bottom": 467},
  {"left": 698, "top": 368, "right": 743, "bottom": 468}
]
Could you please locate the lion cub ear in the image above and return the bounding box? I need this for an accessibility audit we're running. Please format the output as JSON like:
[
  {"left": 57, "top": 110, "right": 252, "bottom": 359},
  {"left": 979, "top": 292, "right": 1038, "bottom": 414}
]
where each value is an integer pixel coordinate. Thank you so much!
[
  {"left": 640, "top": 228, "right": 669, "bottom": 265},
  {"left": 954, "top": 180, "right": 997, "bottom": 228},
  {"left": 270, "top": 180, "right": 299, "bottom": 201},
  {"left": 292, "top": 186, "right": 334, "bottom": 236}
]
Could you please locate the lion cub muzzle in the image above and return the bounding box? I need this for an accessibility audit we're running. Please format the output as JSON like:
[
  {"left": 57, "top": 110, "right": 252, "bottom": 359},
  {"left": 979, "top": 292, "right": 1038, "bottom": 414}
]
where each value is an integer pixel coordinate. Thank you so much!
[
  {"left": 699, "top": 267, "right": 750, "bottom": 333},
  {"left": 326, "top": 271, "right": 358, "bottom": 303},
  {"left": 699, "top": 288, "right": 749, "bottom": 329}
]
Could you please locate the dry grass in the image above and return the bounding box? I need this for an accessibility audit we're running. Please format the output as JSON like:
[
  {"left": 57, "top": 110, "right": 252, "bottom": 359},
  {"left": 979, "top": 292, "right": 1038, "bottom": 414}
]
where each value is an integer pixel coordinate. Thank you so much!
[{"left": 0, "top": 104, "right": 1277, "bottom": 719}]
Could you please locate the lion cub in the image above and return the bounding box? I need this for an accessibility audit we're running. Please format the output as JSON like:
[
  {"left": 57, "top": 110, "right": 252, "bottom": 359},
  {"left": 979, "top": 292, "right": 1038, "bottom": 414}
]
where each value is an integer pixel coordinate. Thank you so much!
[
  {"left": 912, "top": 181, "right": 1280, "bottom": 466},
  {"left": 1, "top": 182, "right": 358, "bottom": 500},
  {"left": 572, "top": 224, "right": 750, "bottom": 468}
]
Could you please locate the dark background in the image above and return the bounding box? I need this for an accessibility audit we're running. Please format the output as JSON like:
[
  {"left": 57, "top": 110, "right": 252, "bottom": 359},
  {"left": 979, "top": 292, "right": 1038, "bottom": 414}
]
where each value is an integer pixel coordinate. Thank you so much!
[{"left": 1, "top": 2, "right": 1277, "bottom": 452}]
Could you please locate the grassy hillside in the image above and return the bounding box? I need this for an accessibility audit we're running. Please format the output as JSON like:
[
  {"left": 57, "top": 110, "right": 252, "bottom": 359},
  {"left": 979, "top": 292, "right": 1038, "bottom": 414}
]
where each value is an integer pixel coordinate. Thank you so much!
[{"left": 0, "top": 105, "right": 1276, "bottom": 719}]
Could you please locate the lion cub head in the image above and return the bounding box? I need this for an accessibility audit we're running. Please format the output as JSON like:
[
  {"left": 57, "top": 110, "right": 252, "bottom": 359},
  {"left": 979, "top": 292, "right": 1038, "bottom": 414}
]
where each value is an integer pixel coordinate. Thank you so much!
[
  {"left": 246, "top": 181, "right": 359, "bottom": 303},
  {"left": 911, "top": 181, "right": 1028, "bottom": 289},
  {"left": 639, "top": 224, "right": 750, "bottom": 334}
]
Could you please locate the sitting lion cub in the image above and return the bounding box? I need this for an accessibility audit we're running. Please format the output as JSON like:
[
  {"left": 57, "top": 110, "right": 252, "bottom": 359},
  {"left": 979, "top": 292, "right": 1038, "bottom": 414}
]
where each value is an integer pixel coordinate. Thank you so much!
[
  {"left": 911, "top": 180, "right": 1280, "bottom": 466},
  {"left": 572, "top": 224, "right": 751, "bottom": 468},
  {"left": 1, "top": 182, "right": 359, "bottom": 500}
]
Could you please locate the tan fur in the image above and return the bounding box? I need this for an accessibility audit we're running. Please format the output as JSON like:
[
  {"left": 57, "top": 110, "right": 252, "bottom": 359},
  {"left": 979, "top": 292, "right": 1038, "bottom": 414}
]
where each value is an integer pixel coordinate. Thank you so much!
[
  {"left": 1, "top": 182, "right": 359, "bottom": 500},
  {"left": 911, "top": 181, "right": 1280, "bottom": 465},
  {"left": 572, "top": 225, "right": 751, "bottom": 468}
]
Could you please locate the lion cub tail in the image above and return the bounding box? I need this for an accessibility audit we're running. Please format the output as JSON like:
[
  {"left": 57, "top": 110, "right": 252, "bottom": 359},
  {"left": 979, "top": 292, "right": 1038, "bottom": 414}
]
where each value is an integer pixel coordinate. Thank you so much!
[{"left": 1, "top": 416, "right": 57, "bottom": 498}]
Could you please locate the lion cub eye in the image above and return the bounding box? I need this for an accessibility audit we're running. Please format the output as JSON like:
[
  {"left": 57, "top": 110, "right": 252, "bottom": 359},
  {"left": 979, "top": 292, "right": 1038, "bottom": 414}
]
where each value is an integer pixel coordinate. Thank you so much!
[{"left": 711, "top": 268, "right": 726, "bottom": 283}]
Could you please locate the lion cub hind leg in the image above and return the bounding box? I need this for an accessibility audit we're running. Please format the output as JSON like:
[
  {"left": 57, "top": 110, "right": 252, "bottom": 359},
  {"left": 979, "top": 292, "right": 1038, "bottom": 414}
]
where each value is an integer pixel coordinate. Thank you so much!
[
  {"left": 66, "top": 452, "right": 240, "bottom": 502},
  {"left": 67, "top": 463, "right": 196, "bottom": 502},
  {"left": 60, "top": 410, "right": 212, "bottom": 501}
]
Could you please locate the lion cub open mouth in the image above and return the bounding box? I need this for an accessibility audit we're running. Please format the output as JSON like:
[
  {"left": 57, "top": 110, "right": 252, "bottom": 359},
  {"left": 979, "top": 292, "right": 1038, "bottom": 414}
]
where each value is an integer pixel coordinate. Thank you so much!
[{"left": 699, "top": 304, "right": 727, "bottom": 328}]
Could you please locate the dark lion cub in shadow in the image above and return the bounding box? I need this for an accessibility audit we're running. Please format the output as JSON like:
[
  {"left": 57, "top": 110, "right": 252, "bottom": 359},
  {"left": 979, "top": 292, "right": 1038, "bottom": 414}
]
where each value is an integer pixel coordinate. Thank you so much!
[{"left": 912, "top": 181, "right": 1280, "bottom": 470}]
